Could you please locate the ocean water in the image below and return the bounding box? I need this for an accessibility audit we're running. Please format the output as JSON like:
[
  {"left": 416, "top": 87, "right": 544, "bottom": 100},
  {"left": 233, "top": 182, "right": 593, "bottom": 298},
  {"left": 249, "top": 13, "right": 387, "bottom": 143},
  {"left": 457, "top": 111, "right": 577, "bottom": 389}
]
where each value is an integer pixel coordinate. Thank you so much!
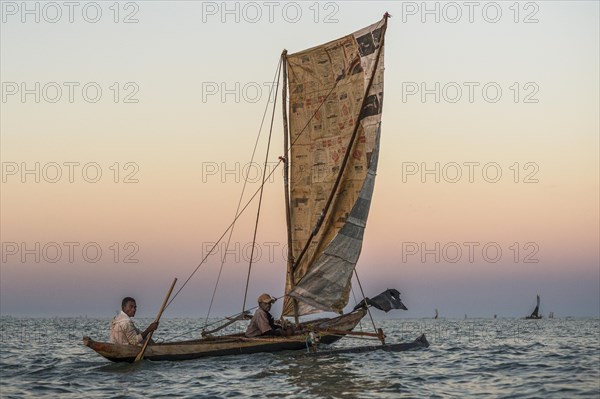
[{"left": 0, "top": 317, "right": 598, "bottom": 398}]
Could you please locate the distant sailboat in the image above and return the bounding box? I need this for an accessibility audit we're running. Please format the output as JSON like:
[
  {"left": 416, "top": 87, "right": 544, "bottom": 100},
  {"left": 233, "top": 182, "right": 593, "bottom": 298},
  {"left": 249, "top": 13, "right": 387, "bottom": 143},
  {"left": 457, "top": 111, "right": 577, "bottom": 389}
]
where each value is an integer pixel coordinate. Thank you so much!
[
  {"left": 525, "top": 294, "right": 542, "bottom": 319},
  {"left": 549, "top": 312, "right": 554, "bottom": 319},
  {"left": 434, "top": 309, "right": 438, "bottom": 319}
]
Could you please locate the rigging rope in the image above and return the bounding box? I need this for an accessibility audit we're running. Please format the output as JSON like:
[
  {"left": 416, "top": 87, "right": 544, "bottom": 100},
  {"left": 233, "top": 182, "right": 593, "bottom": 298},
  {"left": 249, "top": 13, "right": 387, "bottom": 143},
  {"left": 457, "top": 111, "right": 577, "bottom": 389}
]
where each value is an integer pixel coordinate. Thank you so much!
[
  {"left": 350, "top": 285, "right": 364, "bottom": 332},
  {"left": 353, "top": 268, "right": 378, "bottom": 335},
  {"left": 166, "top": 34, "right": 374, "bottom": 318},
  {"left": 203, "top": 59, "right": 283, "bottom": 329},
  {"left": 241, "top": 57, "right": 282, "bottom": 313},
  {"left": 166, "top": 60, "right": 343, "bottom": 313},
  {"left": 165, "top": 164, "right": 283, "bottom": 309}
]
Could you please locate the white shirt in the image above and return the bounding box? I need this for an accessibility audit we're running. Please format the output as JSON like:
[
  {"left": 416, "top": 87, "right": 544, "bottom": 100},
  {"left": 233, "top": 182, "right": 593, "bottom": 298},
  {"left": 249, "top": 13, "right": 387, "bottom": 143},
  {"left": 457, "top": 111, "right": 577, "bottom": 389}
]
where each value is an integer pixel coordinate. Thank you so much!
[{"left": 109, "top": 311, "right": 143, "bottom": 345}]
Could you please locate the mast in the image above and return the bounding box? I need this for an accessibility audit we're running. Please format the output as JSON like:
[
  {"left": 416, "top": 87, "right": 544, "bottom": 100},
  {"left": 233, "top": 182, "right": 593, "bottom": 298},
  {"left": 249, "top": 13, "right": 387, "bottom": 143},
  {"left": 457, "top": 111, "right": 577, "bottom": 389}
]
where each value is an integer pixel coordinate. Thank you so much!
[{"left": 281, "top": 50, "right": 299, "bottom": 324}]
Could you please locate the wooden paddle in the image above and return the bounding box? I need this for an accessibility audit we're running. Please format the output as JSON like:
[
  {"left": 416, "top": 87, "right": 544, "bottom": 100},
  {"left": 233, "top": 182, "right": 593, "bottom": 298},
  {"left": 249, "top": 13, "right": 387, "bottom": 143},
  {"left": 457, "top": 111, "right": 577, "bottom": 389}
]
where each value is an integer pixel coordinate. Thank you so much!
[{"left": 134, "top": 278, "right": 177, "bottom": 362}]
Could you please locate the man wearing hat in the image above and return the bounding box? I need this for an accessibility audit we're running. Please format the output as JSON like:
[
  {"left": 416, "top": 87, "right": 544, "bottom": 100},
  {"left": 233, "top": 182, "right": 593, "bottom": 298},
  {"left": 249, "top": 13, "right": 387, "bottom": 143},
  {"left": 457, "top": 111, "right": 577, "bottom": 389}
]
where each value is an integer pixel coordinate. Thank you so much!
[{"left": 245, "top": 293, "right": 283, "bottom": 337}]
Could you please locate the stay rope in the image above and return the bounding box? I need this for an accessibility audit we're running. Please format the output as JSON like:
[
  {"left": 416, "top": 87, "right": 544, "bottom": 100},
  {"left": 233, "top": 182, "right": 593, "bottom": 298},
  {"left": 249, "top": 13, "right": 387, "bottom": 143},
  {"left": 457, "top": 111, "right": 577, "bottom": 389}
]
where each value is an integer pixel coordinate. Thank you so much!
[
  {"left": 354, "top": 268, "right": 379, "bottom": 335},
  {"left": 202, "top": 59, "right": 283, "bottom": 329},
  {"left": 165, "top": 58, "right": 343, "bottom": 313},
  {"left": 241, "top": 58, "right": 282, "bottom": 313},
  {"left": 165, "top": 15, "right": 389, "bottom": 320}
]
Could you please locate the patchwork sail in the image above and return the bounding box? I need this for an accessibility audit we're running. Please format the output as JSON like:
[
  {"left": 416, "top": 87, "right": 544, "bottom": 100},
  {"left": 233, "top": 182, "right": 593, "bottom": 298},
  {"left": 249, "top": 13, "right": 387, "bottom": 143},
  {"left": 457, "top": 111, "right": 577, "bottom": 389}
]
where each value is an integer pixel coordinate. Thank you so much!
[{"left": 283, "top": 18, "right": 387, "bottom": 316}]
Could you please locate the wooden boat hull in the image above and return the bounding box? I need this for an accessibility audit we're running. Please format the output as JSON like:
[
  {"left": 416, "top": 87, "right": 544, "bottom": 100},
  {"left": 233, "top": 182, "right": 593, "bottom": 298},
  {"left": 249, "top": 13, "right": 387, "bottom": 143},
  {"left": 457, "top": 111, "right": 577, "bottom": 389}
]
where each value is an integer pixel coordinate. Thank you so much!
[{"left": 84, "top": 309, "right": 367, "bottom": 362}]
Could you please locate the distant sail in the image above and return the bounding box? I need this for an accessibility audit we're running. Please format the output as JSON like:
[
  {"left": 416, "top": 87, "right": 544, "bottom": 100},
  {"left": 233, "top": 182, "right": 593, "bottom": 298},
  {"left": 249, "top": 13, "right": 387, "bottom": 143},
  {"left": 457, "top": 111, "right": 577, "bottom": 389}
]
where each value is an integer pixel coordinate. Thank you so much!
[
  {"left": 434, "top": 309, "right": 438, "bottom": 319},
  {"left": 528, "top": 294, "right": 541, "bottom": 319},
  {"left": 283, "top": 18, "right": 387, "bottom": 316}
]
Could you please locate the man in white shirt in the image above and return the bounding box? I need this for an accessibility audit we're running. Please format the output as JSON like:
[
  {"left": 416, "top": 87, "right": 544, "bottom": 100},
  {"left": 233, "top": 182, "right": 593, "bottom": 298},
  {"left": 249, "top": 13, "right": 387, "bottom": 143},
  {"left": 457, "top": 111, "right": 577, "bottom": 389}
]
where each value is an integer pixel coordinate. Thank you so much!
[{"left": 109, "top": 297, "right": 158, "bottom": 345}]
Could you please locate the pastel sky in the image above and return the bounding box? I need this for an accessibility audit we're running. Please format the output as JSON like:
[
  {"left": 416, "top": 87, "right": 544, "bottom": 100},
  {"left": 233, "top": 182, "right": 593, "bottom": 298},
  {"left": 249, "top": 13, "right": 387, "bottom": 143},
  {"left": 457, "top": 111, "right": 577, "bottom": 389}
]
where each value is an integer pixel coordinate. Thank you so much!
[{"left": 1, "top": 1, "right": 598, "bottom": 318}]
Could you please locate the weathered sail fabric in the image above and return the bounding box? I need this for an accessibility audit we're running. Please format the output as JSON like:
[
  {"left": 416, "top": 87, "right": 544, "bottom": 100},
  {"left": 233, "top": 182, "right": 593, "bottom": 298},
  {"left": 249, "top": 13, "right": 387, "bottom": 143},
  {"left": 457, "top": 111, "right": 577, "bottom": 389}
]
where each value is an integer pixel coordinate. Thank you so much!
[{"left": 283, "top": 19, "right": 386, "bottom": 316}]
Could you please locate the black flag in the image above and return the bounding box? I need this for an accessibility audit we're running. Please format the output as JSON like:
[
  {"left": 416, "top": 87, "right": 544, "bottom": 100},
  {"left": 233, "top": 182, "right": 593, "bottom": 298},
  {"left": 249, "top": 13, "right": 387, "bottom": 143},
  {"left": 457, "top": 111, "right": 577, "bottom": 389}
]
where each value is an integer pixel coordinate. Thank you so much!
[{"left": 353, "top": 289, "right": 407, "bottom": 312}]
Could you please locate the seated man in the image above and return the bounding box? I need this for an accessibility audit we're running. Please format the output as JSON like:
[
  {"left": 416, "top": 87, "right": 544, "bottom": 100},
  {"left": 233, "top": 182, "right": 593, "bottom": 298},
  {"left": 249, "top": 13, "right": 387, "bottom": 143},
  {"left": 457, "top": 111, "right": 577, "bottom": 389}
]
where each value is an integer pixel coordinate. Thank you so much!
[
  {"left": 245, "top": 293, "right": 283, "bottom": 337},
  {"left": 110, "top": 297, "right": 158, "bottom": 345}
]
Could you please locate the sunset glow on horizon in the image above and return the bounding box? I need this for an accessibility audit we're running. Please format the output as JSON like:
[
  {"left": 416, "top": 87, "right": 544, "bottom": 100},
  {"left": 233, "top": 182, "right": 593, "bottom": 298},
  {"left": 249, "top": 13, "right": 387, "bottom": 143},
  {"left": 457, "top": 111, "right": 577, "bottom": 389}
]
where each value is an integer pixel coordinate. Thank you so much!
[{"left": 1, "top": 1, "right": 598, "bottom": 319}]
